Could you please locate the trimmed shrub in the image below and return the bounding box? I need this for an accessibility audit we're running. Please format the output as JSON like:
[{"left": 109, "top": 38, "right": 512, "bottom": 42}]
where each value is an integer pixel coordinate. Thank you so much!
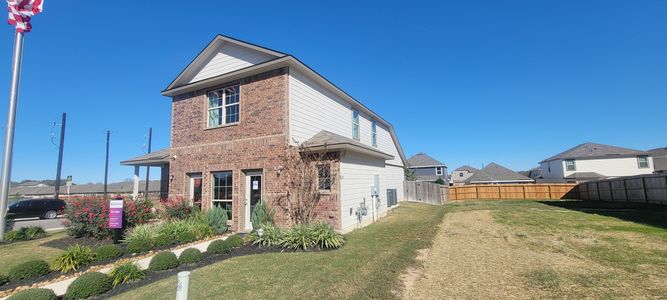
[
  {"left": 179, "top": 248, "right": 203, "bottom": 264},
  {"left": 251, "top": 200, "right": 275, "bottom": 229},
  {"left": 51, "top": 245, "right": 96, "bottom": 273},
  {"left": 206, "top": 239, "right": 230, "bottom": 254},
  {"left": 126, "top": 237, "right": 153, "bottom": 254},
  {"left": 225, "top": 234, "right": 245, "bottom": 248},
  {"left": 311, "top": 222, "right": 345, "bottom": 249},
  {"left": 109, "top": 262, "right": 145, "bottom": 287},
  {"left": 153, "top": 234, "right": 174, "bottom": 248},
  {"left": 251, "top": 223, "right": 284, "bottom": 247},
  {"left": 0, "top": 273, "right": 8, "bottom": 286},
  {"left": 65, "top": 272, "right": 112, "bottom": 300},
  {"left": 95, "top": 244, "right": 123, "bottom": 261},
  {"left": 6, "top": 288, "right": 57, "bottom": 300},
  {"left": 207, "top": 205, "right": 228, "bottom": 233},
  {"left": 8, "top": 260, "right": 50, "bottom": 280},
  {"left": 281, "top": 224, "right": 316, "bottom": 250},
  {"left": 148, "top": 252, "right": 179, "bottom": 271}
]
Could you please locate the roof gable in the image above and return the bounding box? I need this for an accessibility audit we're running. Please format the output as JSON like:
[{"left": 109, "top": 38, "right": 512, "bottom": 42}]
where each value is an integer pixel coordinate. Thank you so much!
[
  {"left": 165, "top": 35, "right": 286, "bottom": 92},
  {"left": 407, "top": 153, "right": 446, "bottom": 167},
  {"left": 466, "top": 162, "right": 533, "bottom": 183},
  {"left": 540, "top": 142, "right": 649, "bottom": 163}
]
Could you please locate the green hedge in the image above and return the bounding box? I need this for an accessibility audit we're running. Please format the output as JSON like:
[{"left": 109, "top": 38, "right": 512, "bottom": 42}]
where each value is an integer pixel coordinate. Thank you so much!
[
  {"left": 207, "top": 235, "right": 244, "bottom": 254},
  {"left": 8, "top": 260, "right": 50, "bottom": 281},
  {"left": 65, "top": 272, "right": 112, "bottom": 300},
  {"left": 95, "top": 244, "right": 123, "bottom": 261},
  {"left": 7, "top": 288, "right": 57, "bottom": 300},
  {"left": 148, "top": 252, "right": 179, "bottom": 271},
  {"left": 179, "top": 248, "right": 203, "bottom": 264},
  {"left": 153, "top": 234, "right": 174, "bottom": 248},
  {"left": 127, "top": 237, "right": 153, "bottom": 254}
]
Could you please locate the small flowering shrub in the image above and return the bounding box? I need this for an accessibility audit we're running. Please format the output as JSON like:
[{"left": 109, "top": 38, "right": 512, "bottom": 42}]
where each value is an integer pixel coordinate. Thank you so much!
[
  {"left": 64, "top": 197, "right": 153, "bottom": 239},
  {"left": 160, "top": 197, "right": 192, "bottom": 220}
]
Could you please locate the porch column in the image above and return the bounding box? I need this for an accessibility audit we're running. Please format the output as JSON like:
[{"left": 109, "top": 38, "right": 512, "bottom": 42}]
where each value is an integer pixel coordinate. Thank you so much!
[{"left": 133, "top": 165, "right": 140, "bottom": 199}]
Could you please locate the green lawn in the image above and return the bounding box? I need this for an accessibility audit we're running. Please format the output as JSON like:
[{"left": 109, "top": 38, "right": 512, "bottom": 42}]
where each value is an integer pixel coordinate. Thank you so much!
[
  {"left": 113, "top": 202, "right": 445, "bottom": 299},
  {"left": 0, "top": 231, "right": 66, "bottom": 275},
  {"left": 407, "top": 200, "right": 667, "bottom": 299}
]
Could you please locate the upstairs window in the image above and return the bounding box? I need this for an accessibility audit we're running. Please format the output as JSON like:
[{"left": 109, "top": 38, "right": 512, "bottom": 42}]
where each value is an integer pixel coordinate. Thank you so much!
[
  {"left": 318, "top": 164, "right": 331, "bottom": 191},
  {"left": 371, "top": 121, "right": 377, "bottom": 147},
  {"left": 637, "top": 156, "right": 650, "bottom": 168},
  {"left": 352, "top": 110, "right": 360, "bottom": 140},
  {"left": 459, "top": 172, "right": 463, "bottom": 177},
  {"left": 565, "top": 160, "right": 576, "bottom": 171},
  {"left": 436, "top": 167, "right": 444, "bottom": 176},
  {"left": 208, "top": 85, "right": 240, "bottom": 128}
]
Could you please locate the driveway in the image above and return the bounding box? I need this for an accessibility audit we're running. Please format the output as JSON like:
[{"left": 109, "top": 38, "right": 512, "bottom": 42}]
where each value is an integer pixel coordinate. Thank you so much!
[{"left": 9, "top": 217, "right": 66, "bottom": 232}]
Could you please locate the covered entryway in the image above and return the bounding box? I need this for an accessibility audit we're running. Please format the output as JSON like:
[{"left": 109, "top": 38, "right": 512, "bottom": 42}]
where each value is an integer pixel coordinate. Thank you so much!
[{"left": 120, "top": 148, "right": 170, "bottom": 199}]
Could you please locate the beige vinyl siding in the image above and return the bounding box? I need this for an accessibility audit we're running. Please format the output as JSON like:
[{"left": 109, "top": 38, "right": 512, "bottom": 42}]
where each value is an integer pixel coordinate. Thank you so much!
[
  {"left": 339, "top": 152, "right": 403, "bottom": 233},
  {"left": 190, "top": 43, "right": 275, "bottom": 83},
  {"left": 288, "top": 69, "right": 404, "bottom": 166}
]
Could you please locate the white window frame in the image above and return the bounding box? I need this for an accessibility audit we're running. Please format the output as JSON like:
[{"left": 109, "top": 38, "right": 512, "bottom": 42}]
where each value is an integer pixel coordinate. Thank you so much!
[
  {"left": 207, "top": 85, "right": 240, "bottom": 128},
  {"left": 435, "top": 167, "right": 443, "bottom": 176},
  {"left": 637, "top": 156, "right": 650, "bottom": 169},
  {"left": 565, "top": 160, "right": 576, "bottom": 171},
  {"left": 352, "top": 110, "right": 360, "bottom": 141},
  {"left": 371, "top": 120, "right": 377, "bottom": 147},
  {"left": 211, "top": 171, "right": 233, "bottom": 220}
]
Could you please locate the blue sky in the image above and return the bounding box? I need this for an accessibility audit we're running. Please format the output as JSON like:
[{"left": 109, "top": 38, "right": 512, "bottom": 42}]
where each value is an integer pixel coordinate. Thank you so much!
[{"left": 0, "top": 0, "right": 665, "bottom": 183}]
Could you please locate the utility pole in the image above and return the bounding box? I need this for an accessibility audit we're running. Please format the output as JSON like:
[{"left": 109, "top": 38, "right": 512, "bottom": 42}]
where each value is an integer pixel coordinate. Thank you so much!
[
  {"left": 54, "top": 113, "right": 67, "bottom": 199},
  {"left": 0, "top": 32, "right": 24, "bottom": 241},
  {"left": 103, "top": 130, "right": 110, "bottom": 200},
  {"left": 144, "top": 127, "right": 152, "bottom": 200}
]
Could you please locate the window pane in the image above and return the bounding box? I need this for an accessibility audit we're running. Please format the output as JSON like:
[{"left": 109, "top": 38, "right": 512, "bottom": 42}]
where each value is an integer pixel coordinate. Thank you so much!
[
  {"left": 208, "top": 90, "right": 222, "bottom": 108},
  {"left": 372, "top": 121, "right": 377, "bottom": 146},
  {"left": 225, "top": 85, "right": 239, "bottom": 105},
  {"left": 225, "top": 104, "right": 239, "bottom": 124},
  {"left": 208, "top": 108, "right": 222, "bottom": 127},
  {"left": 212, "top": 171, "right": 232, "bottom": 200},
  {"left": 318, "top": 165, "right": 331, "bottom": 190}
]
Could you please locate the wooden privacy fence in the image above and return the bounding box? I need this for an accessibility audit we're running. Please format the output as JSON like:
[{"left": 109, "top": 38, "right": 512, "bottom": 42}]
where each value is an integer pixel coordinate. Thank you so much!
[
  {"left": 449, "top": 184, "right": 578, "bottom": 201},
  {"left": 577, "top": 173, "right": 667, "bottom": 205},
  {"left": 404, "top": 181, "right": 447, "bottom": 205}
]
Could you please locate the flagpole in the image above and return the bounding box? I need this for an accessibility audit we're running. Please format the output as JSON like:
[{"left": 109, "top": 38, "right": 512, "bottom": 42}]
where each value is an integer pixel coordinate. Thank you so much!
[{"left": 0, "top": 31, "right": 24, "bottom": 241}]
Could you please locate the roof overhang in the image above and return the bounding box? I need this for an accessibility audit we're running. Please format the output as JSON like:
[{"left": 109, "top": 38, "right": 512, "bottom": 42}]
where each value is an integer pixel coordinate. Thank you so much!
[
  {"left": 121, "top": 149, "right": 170, "bottom": 167},
  {"left": 302, "top": 142, "right": 394, "bottom": 161}
]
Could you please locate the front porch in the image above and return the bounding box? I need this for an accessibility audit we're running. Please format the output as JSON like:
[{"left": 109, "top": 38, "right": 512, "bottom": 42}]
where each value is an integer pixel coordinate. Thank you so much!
[{"left": 120, "top": 148, "right": 170, "bottom": 199}]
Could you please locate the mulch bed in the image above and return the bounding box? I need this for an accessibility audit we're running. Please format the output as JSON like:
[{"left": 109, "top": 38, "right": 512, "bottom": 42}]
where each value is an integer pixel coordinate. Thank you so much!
[{"left": 40, "top": 235, "right": 116, "bottom": 250}]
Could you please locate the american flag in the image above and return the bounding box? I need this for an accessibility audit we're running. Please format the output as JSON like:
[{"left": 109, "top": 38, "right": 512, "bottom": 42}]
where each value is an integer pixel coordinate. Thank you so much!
[{"left": 6, "top": 0, "right": 43, "bottom": 32}]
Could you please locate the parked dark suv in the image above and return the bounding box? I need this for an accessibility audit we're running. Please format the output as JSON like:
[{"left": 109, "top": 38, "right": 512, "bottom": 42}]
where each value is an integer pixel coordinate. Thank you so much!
[{"left": 7, "top": 199, "right": 66, "bottom": 219}]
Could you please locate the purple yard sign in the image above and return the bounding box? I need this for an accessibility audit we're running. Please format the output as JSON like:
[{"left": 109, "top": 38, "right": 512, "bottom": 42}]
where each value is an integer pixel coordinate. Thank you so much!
[{"left": 109, "top": 199, "right": 124, "bottom": 229}]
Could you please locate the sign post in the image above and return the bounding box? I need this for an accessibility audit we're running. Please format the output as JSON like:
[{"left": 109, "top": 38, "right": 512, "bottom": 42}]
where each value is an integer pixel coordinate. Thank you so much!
[{"left": 109, "top": 198, "right": 123, "bottom": 244}]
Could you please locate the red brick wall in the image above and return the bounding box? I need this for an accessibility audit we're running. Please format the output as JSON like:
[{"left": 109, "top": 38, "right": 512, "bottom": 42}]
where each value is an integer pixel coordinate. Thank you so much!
[{"left": 167, "top": 67, "right": 342, "bottom": 231}]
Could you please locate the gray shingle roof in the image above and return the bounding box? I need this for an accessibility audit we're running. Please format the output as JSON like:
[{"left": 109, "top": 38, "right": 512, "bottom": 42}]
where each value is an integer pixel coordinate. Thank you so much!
[
  {"left": 407, "top": 153, "right": 446, "bottom": 168},
  {"left": 540, "top": 143, "right": 649, "bottom": 163},
  {"left": 121, "top": 148, "right": 171, "bottom": 166},
  {"left": 465, "top": 162, "right": 534, "bottom": 184},
  {"left": 301, "top": 130, "right": 394, "bottom": 160},
  {"left": 453, "top": 165, "right": 478, "bottom": 172},
  {"left": 648, "top": 147, "right": 667, "bottom": 156},
  {"left": 564, "top": 172, "right": 605, "bottom": 180}
]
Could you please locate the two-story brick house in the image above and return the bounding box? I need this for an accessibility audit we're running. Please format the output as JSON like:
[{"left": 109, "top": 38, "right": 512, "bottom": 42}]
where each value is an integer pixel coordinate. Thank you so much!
[{"left": 123, "top": 35, "right": 406, "bottom": 233}]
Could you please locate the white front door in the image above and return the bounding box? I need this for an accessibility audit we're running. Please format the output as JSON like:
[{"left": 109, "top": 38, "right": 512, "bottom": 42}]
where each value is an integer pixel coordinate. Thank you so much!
[{"left": 244, "top": 171, "right": 263, "bottom": 231}]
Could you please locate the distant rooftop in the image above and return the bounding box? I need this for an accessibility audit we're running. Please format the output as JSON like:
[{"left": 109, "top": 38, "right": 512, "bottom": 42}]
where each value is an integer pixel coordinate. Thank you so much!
[
  {"left": 407, "top": 153, "right": 446, "bottom": 168},
  {"left": 466, "top": 162, "right": 534, "bottom": 184}
]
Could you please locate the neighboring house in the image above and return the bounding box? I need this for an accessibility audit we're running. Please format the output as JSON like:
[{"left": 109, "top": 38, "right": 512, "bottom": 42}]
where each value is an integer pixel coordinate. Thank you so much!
[
  {"left": 407, "top": 153, "right": 447, "bottom": 182},
  {"left": 540, "top": 143, "right": 654, "bottom": 183},
  {"left": 450, "top": 165, "right": 478, "bottom": 186},
  {"left": 519, "top": 167, "right": 542, "bottom": 180},
  {"left": 122, "top": 35, "right": 406, "bottom": 233},
  {"left": 465, "top": 163, "right": 534, "bottom": 184},
  {"left": 648, "top": 147, "right": 667, "bottom": 173}
]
